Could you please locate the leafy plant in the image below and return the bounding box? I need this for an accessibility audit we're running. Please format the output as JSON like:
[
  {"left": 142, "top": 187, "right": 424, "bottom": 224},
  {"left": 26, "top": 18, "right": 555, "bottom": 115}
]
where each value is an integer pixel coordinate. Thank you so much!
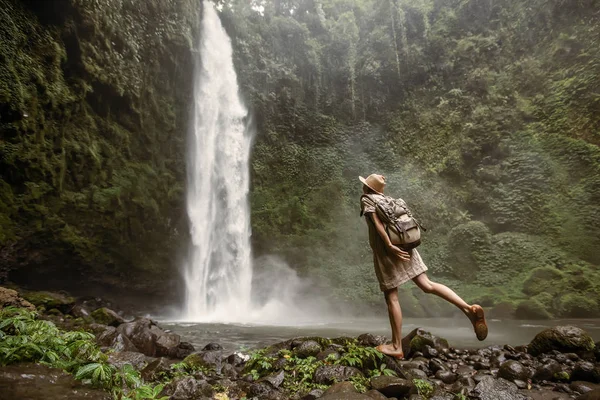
[{"left": 413, "top": 378, "right": 434, "bottom": 398}]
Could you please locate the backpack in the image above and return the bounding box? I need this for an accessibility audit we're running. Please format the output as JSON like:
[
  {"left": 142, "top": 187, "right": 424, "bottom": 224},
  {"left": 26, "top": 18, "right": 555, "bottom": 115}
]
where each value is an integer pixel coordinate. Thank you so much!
[{"left": 361, "top": 194, "right": 424, "bottom": 250}]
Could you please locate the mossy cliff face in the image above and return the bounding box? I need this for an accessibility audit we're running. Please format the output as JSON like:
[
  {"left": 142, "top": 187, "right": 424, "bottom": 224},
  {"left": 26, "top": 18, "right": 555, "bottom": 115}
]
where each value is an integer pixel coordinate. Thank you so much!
[{"left": 0, "top": 0, "right": 200, "bottom": 295}]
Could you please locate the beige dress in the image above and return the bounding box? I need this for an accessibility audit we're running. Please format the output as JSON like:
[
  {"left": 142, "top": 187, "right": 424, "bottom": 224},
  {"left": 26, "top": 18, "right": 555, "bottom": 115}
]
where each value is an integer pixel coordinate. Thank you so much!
[{"left": 361, "top": 194, "right": 428, "bottom": 291}]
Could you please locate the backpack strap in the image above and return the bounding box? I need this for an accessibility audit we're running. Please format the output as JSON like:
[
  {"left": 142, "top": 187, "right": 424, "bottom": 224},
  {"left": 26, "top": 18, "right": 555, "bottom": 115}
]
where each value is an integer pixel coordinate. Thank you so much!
[{"left": 359, "top": 194, "right": 376, "bottom": 217}]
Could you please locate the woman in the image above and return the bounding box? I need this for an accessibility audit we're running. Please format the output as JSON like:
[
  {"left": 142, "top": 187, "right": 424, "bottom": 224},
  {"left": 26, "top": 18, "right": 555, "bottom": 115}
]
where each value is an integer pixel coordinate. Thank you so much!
[{"left": 359, "top": 174, "right": 487, "bottom": 359}]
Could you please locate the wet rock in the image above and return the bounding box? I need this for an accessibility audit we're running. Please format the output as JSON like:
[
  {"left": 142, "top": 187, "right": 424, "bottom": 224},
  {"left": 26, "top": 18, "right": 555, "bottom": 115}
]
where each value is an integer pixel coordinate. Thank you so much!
[
  {"left": 116, "top": 317, "right": 189, "bottom": 358},
  {"left": 91, "top": 307, "right": 125, "bottom": 327},
  {"left": 107, "top": 351, "right": 153, "bottom": 369},
  {"left": 595, "top": 342, "right": 600, "bottom": 362},
  {"left": 314, "top": 365, "right": 363, "bottom": 385},
  {"left": 301, "top": 389, "right": 325, "bottom": 400},
  {"left": 260, "top": 370, "right": 285, "bottom": 388},
  {"left": 528, "top": 326, "right": 595, "bottom": 357},
  {"left": 576, "top": 388, "right": 600, "bottom": 399},
  {"left": 221, "top": 363, "right": 238, "bottom": 380},
  {"left": 248, "top": 381, "right": 284, "bottom": 399},
  {"left": 175, "top": 341, "right": 195, "bottom": 359},
  {"left": 402, "top": 328, "right": 449, "bottom": 358},
  {"left": 320, "top": 394, "right": 373, "bottom": 400},
  {"left": 163, "top": 376, "right": 214, "bottom": 400},
  {"left": 318, "top": 350, "right": 341, "bottom": 362},
  {"left": 141, "top": 357, "right": 176, "bottom": 381},
  {"left": 95, "top": 325, "right": 118, "bottom": 346},
  {"left": 111, "top": 333, "right": 139, "bottom": 353},
  {"left": 498, "top": 360, "right": 532, "bottom": 383},
  {"left": 323, "top": 382, "right": 358, "bottom": 395},
  {"left": 0, "top": 363, "right": 111, "bottom": 400},
  {"left": 370, "top": 375, "right": 416, "bottom": 398},
  {"left": 227, "top": 352, "right": 248, "bottom": 367},
  {"left": 435, "top": 370, "right": 457, "bottom": 384},
  {"left": 429, "top": 358, "right": 449, "bottom": 374},
  {"left": 202, "top": 342, "right": 222, "bottom": 351},
  {"left": 570, "top": 381, "right": 600, "bottom": 394},
  {"left": 572, "top": 361, "right": 600, "bottom": 383},
  {"left": 183, "top": 350, "right": 224, "bottom": 373},
  {"left": 70, "top": 304, "right": 93, "bottom": 320},
  {"left": 470, "top": 376, "right": 528, "bottom": 400},
  {"left": 423, "top": 345, "right": 439, "bottom": 358},
  {"left": 364, "top": 389, "right": 388, "bottom": 399},
  {"left": 295, "top": 340, "right": 322, "bottom": 358},
  {"left": 525, "top": 390, "right": 573, "bottom": 399},
  {"left": 0, "top": 287, "right": 35, "bottom": 310},
  {"left": 358, "top": 333, "right": 387, "bottom": 347},
  {"left": 533, "top": 359, "right": 562, "bottom": 382}
]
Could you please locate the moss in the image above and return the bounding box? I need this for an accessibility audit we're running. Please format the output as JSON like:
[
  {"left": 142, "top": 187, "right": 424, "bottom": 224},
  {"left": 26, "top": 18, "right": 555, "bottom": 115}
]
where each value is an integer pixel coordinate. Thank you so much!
[
  {"left": 515, "top": 299, "right": 553, "bottom": 320},
  {"left": 522, "top": 267, "right": 564, "bottom": 296},
  {"left": 553, "top": 371, "right": 570, "bottom": 382},
  {"left": 558, "top": 293, "right": 600, "bottom": 318},
  {"left": 22, "top": 291, "right": 75, "bottom": 311}
]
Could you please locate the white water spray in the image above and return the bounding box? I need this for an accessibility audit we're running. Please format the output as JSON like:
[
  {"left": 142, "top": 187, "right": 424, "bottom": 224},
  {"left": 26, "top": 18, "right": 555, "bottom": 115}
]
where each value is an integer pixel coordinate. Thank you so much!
[{"left": 182, "top": 1, "right": 252, "bottom": 321}]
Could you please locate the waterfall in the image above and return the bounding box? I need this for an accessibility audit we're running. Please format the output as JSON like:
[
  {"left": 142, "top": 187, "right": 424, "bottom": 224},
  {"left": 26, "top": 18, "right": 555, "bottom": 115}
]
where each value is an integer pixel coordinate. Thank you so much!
[{"left": 182, "top": 0, "right": 253, "bottom": 321}]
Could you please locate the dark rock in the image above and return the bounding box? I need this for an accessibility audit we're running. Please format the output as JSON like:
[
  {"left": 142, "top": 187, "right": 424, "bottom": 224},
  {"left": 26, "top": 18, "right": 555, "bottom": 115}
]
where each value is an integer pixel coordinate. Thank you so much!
[
  {"left": 498, "top": 360, "right": 532, "bottom": 383},
  {"left": 576, "top": 389, "right": 600, "bottom": 400},
  {"left": 370, "top": 375, "right": 416, "bottom": 398},
  {"left": 429, "top": 358, "right": 449, "bottom": 373},
  {"left": 533, "top": 359, "right": 562, "bottom": 382},
  {"left": 474, "top": 361, "right": 491, "bottom": 370},
  {"left": 401, "top": 328, "right": 449, "bottom": 358},
  {"left": 525, "top": 389, "right": 573, "bottom": 399},
  {"left": 470, "top": 376, "right": 528, "bottom": 400},
  {"left": 571, "top": 381, "right": 600, "bottom": 394},
  {"left": 95, "top": 325, "right": 118, "bottom": 346},
  {"left": 529, "top": 326, "right": 595, "bottom": 357},
  {"left": 423, "top": 345, "right": 439, "bottom": 358},
  {"left": 272, "top": 357, "right": 290, "bottom": 370},
  {"left": 21, "top": 290, "right": 76, "bottom": 313},
  {"left": 141, "top": 357, "right": 175, "bottom": 381},
  {"left": 70, "top": 304, "right": 92, "bottom": 319},
  {"left": 116, "top": 317, "right": 185, "bottom": 358},
  {"left": 364, "top": 389, "right": 388, "bottom": 399},
  {"left": 358, "top": 333, "right": 387, "bottom": 347},
  {"left": 202, "top": 342, "right": 222, "bottom": 351},
  {"left": 227, "top": 352, "right": 247, "bottom": 366},
  {"left": 0, "top": 362, "right": 111, "bottom": 400},
  {"left": 572, "top": 361, "right": 600, "bottom": 383},
  {"left": 111, "top": 333, "right": 139, "bottom": 353},
  {"left": 163, "top": 376, "right": 213, "bottom": 400},
  {"left": 320, "top": 394, "right": 373, "bottom": 400},
  {"left": 259, "top": 370, "right": 285, "bottom": 388},
  {"left": 295, "top": 340, "right": 323, "bottom": 358},
  {"left": 175, "top": 341, "right": 195, "bottom": 359},
  {"left": 301, "top": 389, "right": 325, "bottom": 400},
  {"left": 317, "top": 349, "right": 341, "bottom": 361},
  {"left": 513, "top": 379, "right": 527, "bottom": 389},
  {"left": 323, "top": 382, "right": 358, "bottom": 394},
  {"left": 314, "top": 365, "right": 363, "bottom": 385},
  {"left": 183, "top": 350, "right": 224, "bottom": 373},
  {"left": 221, "top": 363, "right": 238, "bottom": 380},
  {"left": 595, "top": 342, "right": 600, "bottom": 362},
  {"left": 435, "top": 370, "right": 457, "bottom": 384},
  {"left": 90, "top": 307, "right": 125, "bottom": 327},
  {"left": 107, "top": 351, "right": 152, "bottom": 369}
]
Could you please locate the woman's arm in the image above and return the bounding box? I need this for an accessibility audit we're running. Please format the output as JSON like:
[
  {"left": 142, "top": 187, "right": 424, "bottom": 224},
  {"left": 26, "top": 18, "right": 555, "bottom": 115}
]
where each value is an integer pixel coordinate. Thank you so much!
[{"left": 369, "top": 212, "right": 411, "bottom": 261}]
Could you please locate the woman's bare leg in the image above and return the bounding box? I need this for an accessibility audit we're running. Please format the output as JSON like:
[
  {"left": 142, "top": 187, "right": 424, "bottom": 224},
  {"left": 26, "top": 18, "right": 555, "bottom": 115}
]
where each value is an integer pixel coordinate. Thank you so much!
[
  {"left": 413, "top": 272, "right": 488, "bottom": 340},
  {"left": 377, "top": 288, "right": 404, "bottom": 358}
]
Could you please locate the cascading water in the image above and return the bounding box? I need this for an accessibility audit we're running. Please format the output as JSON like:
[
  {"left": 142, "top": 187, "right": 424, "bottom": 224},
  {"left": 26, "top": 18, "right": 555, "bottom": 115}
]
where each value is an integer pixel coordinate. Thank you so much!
[{"left": 182, "top": 0, "right": 253, "bottom": 321}]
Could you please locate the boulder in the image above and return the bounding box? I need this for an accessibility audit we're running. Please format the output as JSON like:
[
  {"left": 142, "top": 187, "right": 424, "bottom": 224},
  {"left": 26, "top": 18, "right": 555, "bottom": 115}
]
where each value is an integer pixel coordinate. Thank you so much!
[
  {"left": 370, "top": 375, "right": 416, "bottom": 398},
  {"left": 107, "top": 351, "right": 153, "bottom": 369},
  {"left": 0, "top": 287, "right": 35, "bottom": 310},
  {"left": 21, "top": 290, "right": 76, "bottom": 313},
  {"left": 202, "top": 342, "right": 222, "bottom": 351},
  {"left": 313, "top": 365, "right": 364, "bottom": 385},
  {"left": 183, "top": 350, "right": 224, "bottom": 373},
  {"left": 294, "top": 340, "right": 323, "bottom": 358},
  {"left": 401, "top": 328, "right": 449, "bottom": 358},
  {"left": 90, "top": 307, "right": 125, "bottom": 327},
  {"left": 323, "top": 382, "right": 358, "bottom": 395},
  {"left": 528, "top": 326, "right": 595, "bottom": 357},
  {"left": 358, "top": 333, "right": 387, "bottom": 347},
  {"left": 162, "top": 376, "right": 214, "bottom": 400},
  {"left": 572, "top": 361, "right": 600, "bottom": 384},
  {"left": 576, "top": 389, "right": 600, "bottom": 400},
  {"left": 532, "top": 359, "right": 562, "bottom": 382},
  {"left": 498, "top": 360, "right": 532, "bottom": 383},
  {"left": 364, "top": 389, "right": 388, "bottom": 399},
  {"left": 571, "top": 381, "right": 600, "bottom": 394},
  {"left": 259, "top": 370, "right": 285, "bottom": 388},
  {"left": 301, "top": 389, "right": 325, "bottom": 400},
  {"left": 470, "top": 376, "right": 528, "bottom": 400},
  {"left": 115, "top": 317, "right": 192, "bottom": 358},
  {"left": 141, "top": 357, "right": 176, "bottom": 381},
  {"left": 435, "top": 370, "right": 457, "bottom": 384},
  {"left": 248, "top": 381, "right": 285, "bottom": 399}
]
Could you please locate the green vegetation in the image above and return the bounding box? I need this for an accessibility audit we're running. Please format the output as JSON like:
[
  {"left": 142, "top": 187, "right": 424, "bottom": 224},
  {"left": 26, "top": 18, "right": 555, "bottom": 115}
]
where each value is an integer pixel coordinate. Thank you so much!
[
  {"left": 0, "top": 0, "right": 599, "bottom": 317},
  {"left": 0, "top": 307, "right": 169, "bottom": 399},
  {"left": 413, "top": 378, "right": 434, "bottom": 398}
]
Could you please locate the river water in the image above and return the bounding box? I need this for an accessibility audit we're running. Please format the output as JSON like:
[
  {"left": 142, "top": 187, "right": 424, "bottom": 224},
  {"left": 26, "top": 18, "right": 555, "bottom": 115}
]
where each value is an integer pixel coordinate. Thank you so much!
[{"left": 162, "top": 318, "right": 600, "bottom": 353}]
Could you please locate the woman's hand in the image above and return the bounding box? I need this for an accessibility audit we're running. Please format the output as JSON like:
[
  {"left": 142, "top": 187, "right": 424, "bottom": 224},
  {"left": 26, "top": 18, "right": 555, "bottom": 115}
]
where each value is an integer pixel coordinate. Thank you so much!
[{"left": 389, "top": 245, "right": 411, "bottom": 261}]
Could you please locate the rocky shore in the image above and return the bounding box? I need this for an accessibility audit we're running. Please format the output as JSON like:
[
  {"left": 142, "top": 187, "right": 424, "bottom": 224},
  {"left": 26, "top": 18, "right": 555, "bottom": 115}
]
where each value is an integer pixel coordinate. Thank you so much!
[{"left": 1, "top": 287, "right": 600, "bottom": 400}]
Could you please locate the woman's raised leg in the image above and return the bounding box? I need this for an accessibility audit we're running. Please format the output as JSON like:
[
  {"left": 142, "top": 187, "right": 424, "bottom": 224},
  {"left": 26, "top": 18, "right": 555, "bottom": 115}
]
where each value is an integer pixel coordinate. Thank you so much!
[{"left": 413, "top": 273, "right": 488, "bottom": 340}]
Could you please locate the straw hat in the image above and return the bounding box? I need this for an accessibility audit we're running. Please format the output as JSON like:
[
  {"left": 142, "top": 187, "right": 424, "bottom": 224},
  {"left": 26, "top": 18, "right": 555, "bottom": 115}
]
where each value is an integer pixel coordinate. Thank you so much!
[{"left": 359, "top": 174, "right": 386, "bottom": 194}]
